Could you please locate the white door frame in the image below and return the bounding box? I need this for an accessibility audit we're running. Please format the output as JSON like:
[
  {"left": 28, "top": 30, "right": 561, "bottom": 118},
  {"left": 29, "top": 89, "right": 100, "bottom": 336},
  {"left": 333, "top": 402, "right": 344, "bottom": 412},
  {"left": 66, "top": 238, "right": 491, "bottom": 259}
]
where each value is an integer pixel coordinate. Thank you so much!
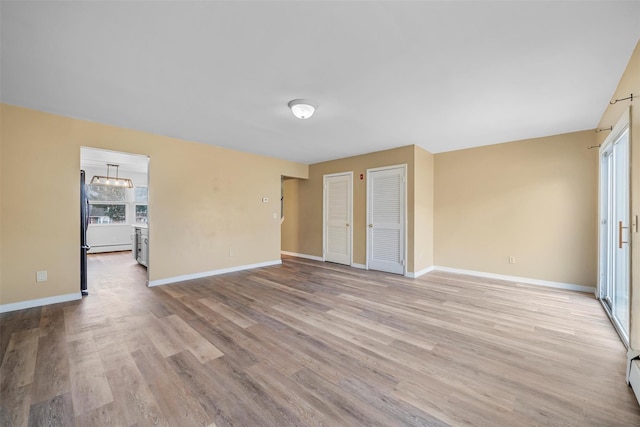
[
  {"left": 80, "top": 147, "right": 151, "bottom": 290},
  {"left": 598, "top": 106, "right": 631, "bottom": 346},
  {"left": 323, "top": 171, "right": 353, "bottom": 266},
  {"left": 365, "top": 164, "right": 407, "bottom": 275}
]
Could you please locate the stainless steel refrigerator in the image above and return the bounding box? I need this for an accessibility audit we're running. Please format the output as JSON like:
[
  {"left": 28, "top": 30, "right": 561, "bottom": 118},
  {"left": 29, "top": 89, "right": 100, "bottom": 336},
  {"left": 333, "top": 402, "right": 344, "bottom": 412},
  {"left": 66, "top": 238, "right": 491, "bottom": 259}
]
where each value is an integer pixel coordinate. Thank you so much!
[{"left": 80, "top": 170, "right": 90, "bottom": 295}]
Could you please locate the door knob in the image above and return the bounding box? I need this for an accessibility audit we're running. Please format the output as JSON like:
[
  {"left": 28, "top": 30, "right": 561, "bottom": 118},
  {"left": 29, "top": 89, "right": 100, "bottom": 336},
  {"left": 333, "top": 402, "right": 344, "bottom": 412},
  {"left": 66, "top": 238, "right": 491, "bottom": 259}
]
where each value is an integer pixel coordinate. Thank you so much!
[
  {"left": 369, "top": 224, "right": 374, "bottom": 228},
  {"left": 346, "top": 223, "right": 350, "bottom": 227}
]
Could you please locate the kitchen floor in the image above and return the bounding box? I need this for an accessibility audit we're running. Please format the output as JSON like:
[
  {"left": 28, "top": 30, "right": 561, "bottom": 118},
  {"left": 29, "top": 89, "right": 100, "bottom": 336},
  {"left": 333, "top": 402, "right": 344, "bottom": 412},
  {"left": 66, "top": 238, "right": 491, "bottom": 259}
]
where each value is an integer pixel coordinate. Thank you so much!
[{"left": 87, "top": 251, "right": 147, "bottom": 292}]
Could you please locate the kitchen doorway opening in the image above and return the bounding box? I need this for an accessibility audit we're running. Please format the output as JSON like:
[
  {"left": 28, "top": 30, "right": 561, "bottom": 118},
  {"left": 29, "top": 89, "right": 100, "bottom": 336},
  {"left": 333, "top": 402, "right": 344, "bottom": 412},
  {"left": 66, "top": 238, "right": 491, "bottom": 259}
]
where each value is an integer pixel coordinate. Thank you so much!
[
  {"left": 80, "top": 147, "right": 150, "bottom": 295},
  {"left": 281, "top": 176, "right": 304, "bottom": 260}
]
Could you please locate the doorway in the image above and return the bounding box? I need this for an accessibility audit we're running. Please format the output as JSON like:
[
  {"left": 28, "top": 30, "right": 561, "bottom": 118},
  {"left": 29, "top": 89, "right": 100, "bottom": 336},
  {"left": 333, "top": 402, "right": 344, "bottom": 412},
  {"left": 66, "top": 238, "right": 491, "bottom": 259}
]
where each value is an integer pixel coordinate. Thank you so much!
[
  {"left": 366, "top": 164, "right": 407, "bottom": 275},
  {"left": 323, "top": 172, "right": 353, "bottom": 265},
  {"left": 80, "top": 147, "right": 150, "bottom": 294},
  {"left": 598, "top": 108, "right": 631, "bottom": 345}
]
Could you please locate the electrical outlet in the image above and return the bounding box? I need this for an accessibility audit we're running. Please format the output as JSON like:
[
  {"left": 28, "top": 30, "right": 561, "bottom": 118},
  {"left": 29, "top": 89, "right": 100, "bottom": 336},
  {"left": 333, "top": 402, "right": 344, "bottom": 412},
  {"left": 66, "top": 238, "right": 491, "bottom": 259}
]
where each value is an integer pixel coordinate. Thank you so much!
[
  {"left": 508, "top": 256, "right": 516, "bottom": 264},
  {"left": 36, "top": 270, "right": 48, "bottom": 282}
]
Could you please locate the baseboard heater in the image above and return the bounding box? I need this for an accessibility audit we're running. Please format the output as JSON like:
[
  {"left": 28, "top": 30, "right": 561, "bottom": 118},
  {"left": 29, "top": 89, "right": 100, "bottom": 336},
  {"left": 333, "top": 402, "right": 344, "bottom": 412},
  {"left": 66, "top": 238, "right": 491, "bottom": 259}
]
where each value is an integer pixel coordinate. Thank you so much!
[
  {"left": 628, "top": 350, "right": 640, "bottom": 406},
  {"left": 88, "top": 243, "right": 132, "bottom": 254}
]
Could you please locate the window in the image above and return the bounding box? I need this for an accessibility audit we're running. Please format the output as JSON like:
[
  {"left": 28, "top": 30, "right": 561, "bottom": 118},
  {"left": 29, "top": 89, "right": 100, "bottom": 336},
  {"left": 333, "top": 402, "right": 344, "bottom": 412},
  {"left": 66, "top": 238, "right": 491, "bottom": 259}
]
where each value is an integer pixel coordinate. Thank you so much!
[
  {"left": 86, "top": 184, "right": 148, "bottom": 225},
  {"left": 87, "top": 185, "right": 126, "bottom": 202},
  {"left": 89, "top": 204, "right": 126, "bottom": 224},
  {"left": 134, "top": 187, "right": 148, "bottom": 203},
  {"left": 87, "top": 184, "right": 127, "bottom": 224},
  {"left": 135, "top": 205, "right": 148, "bottom": 224},
  {"left": 135, "top": 187, "right": 148, "bottom": 224}
]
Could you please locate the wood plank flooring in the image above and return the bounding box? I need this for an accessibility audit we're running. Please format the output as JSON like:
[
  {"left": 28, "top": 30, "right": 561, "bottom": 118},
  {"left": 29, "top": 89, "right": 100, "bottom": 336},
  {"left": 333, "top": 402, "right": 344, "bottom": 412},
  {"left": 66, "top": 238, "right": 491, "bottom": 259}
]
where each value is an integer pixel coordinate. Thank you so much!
[{"left": 1, "top": 252, "right": 639, "bottom": 426}]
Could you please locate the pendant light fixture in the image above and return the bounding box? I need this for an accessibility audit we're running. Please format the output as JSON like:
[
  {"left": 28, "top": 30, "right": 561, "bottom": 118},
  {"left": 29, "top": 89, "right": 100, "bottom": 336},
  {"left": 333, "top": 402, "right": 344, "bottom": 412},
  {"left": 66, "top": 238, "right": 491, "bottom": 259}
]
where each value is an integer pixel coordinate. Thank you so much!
[
  {"left": 288, "top": 99, "right": 317, "bottom": 119},
  {"left": 90, "top": 164, "right": 134, "bottom": 188}
]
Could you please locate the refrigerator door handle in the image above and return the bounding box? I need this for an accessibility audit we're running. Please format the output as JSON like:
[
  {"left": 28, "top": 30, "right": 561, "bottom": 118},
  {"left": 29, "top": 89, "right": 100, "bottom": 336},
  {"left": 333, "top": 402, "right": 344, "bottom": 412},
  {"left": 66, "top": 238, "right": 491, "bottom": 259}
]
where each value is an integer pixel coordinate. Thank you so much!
[{"left": 85, "top": 198, "right": 90, "bottom": 228}]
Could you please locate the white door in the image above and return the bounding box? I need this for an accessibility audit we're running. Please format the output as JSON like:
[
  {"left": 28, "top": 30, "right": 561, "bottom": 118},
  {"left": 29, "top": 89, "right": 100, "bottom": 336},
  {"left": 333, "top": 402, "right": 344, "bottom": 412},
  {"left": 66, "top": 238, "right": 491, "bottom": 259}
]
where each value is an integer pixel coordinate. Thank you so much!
[
  {"left": 599, "top": 108, "right": 630, "bottom": 345},
  {"left": 324, "top": 172, "right": 352, "bottom": 265},
  {"left": 367, "top": 165, "right": 406, "bottom": 275}
]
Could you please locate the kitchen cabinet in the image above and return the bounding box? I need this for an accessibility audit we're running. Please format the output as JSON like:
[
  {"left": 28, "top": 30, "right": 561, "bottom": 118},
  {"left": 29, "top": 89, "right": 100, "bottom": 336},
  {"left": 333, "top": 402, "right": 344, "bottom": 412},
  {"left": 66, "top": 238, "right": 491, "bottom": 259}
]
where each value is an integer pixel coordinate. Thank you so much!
[{"left": 132, "top": 225, "right": 148, "bottom": 267}]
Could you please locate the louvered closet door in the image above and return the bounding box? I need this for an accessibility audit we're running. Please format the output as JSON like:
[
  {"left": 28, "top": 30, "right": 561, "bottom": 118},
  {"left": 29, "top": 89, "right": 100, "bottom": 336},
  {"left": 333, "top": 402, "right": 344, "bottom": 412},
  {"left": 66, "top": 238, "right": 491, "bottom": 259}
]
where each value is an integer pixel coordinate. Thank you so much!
[
  {"left": 367, "top": 166, "right": 406, "bottom": 274},
  {"left": 324, "top": 173, "right": 352, "bottom": 265}
]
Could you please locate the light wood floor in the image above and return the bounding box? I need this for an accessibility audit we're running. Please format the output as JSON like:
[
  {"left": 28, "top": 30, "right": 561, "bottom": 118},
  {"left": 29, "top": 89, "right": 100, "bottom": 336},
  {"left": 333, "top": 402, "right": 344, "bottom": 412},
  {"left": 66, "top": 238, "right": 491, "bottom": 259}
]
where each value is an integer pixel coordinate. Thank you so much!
[{"left": 1, "top": 252, "right": 639, "bottom": 426}]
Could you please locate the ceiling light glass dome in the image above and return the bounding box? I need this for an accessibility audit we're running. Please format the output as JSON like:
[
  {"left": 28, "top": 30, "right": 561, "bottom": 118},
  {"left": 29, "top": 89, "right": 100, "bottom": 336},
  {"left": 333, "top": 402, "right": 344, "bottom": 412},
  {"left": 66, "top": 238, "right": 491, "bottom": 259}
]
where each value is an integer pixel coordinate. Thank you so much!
[{"left": 288, "top": 99, "right": 317, "bottom": 119}]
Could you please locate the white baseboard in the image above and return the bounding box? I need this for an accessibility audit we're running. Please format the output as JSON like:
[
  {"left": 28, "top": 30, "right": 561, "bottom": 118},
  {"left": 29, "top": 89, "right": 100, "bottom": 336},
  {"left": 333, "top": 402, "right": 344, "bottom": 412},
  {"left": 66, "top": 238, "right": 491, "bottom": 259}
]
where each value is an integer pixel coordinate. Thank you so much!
[
  {"left": 351, "top": 263, "right": 366, "bottom": 270},
  {"left": 148, "top": 260, "right": 282, "bottom": 287},
  {"left": 431, "top": 266, "right": 595, "bottom": 293},
  {"left": 280, "top": 251, "right": 324, "bottom": 262},
  {"left": 0, "top": 292, "right": 82, "bottom": 314},
  {"left": 405, "top": 266, "right": 435, "bottom": 278}
]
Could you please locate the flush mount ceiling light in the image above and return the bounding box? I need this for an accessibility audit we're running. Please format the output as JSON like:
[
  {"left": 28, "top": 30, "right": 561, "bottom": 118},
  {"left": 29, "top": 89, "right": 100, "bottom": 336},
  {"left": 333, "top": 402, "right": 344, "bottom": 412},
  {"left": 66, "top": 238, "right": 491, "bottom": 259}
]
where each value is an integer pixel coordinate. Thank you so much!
[
  {"left": 288, "top": 99, "right": 317, "bottom": 119},
  {"left": 90, "top": 163, "right": 134, "bottom": 188}
]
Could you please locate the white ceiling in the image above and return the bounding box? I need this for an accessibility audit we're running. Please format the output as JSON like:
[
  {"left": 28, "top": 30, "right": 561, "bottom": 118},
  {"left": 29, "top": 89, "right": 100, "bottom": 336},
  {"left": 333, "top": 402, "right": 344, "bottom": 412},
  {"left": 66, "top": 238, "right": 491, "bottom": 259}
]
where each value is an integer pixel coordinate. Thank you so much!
[{"left": 2, "top": 1, "right": 639, "bottom": 164}]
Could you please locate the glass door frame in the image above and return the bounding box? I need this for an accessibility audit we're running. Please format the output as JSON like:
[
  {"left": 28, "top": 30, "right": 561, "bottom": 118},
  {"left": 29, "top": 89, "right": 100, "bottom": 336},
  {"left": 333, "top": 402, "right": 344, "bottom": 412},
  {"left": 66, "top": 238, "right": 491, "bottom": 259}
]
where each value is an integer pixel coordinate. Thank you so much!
[{"left": 598, "top": 108, "right": 631, "bottom": 347}]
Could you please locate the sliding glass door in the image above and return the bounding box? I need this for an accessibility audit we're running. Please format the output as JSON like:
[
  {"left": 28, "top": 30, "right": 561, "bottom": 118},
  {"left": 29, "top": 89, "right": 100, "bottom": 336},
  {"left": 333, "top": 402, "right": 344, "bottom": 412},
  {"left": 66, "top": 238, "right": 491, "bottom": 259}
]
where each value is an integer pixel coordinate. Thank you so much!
[{"left": 599, "top": 112, "right": 630, "bottom": 345}]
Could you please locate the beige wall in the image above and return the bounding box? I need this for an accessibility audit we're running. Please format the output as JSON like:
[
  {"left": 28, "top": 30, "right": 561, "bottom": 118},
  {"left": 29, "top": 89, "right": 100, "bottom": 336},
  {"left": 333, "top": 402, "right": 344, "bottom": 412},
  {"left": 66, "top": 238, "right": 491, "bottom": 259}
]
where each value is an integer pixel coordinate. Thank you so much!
[
  {"left": 0, "top": 104, "right": 307, "bottom": 306},
  {"left": 292, "top": 145, "right": 431, "bottom": 272},
  {"left": 290, "top": 131, "right": 597, "bottom": 285},
  {"left": 595, "top": 40, "right": 640, "bottom": 348},
  {"left": 434, "top": 130, "right": 598, "bottom": 287},
  {"left": 414, "top": 145, "right": 434, "bottom": 272}
]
